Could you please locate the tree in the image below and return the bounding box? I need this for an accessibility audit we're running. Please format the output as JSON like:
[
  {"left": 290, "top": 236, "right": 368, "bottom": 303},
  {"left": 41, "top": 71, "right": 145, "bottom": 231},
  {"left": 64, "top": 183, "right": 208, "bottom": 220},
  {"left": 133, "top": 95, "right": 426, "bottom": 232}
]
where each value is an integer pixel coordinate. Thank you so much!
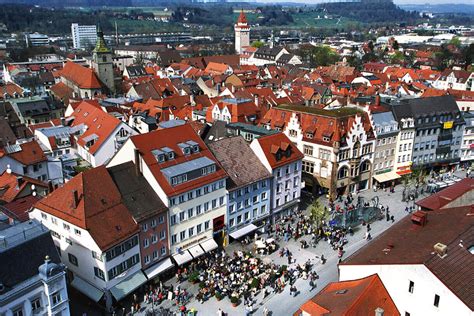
[
  {"left": 299, "top": 45, "right": 339, "bottom": 67},
  {"left": 251, "top": 41, "right": 265, "bottom": 49},
  {"left": 449, "top": 37, "right": 461, "bottom": 48},
  {"left": 309, "top": 199, "right": 329, "bottom": 228},
  {"left": 390, "top": 51, "right": 404, "bottom": 64}
]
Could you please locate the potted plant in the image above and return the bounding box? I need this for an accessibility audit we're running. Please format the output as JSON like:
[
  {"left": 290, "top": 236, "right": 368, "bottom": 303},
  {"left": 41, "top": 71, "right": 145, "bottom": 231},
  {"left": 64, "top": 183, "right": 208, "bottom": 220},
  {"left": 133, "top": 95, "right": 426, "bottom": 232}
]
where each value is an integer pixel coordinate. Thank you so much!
[
  {"left": 215, "top": 292, "right": 223, "bottom": 301},
  {"left": 230, "top": 296, "right": 239, "bottom": 307},
  {"left": 250, "top": 278, "right": 259, "bottom": 289},
  {"left": 188, "top": 271, "right": 199, "bottom": 284}
]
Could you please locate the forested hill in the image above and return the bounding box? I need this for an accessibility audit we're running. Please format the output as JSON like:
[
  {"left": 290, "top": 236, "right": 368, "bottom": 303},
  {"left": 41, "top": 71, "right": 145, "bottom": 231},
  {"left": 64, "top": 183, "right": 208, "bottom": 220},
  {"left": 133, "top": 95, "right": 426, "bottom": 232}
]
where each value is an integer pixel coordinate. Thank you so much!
[{"left": 317, "top": 0, "right": 419, "bottom": 24}]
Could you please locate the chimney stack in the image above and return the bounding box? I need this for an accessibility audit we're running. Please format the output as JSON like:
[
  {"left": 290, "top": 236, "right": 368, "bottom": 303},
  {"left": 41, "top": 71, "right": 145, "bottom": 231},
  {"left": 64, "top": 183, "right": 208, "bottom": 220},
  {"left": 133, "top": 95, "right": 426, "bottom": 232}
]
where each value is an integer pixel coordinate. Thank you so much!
[
  {"left": 48, "top": 181, "right": 54, "bottom": 194},
  {"left": 16, "top": 176, "right": 24, "bottom": 188},
  {"left": 73, "top": 190, "right": 80, "bottom": 208},
  {"left": 434, "top": 243, "right": 448, "bottom": 258},
  {"left": 375, "top": 307, "right": 384, "bottom": 316},
  {"left": 375, "top": 94, "right": 381, "bottom": 107},
  {"left": 134, "top": 148, "right": 141, "bottom": 176}
]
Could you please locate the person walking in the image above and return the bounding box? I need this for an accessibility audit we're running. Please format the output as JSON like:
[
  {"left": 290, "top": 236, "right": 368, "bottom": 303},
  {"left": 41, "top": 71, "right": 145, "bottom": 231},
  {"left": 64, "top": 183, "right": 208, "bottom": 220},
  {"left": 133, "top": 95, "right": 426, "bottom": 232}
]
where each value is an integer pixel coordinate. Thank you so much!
[
  {"left": 217, "top": 308, "right": 224, "bottom": 316},
  {"left": 391, "top": 215, "right": 395, "bottom": 223},
  {"left": 309, "top": 279, "right": 317, "bottom": 291},
  {"left": 263, "top": 306, "right": 270, "bottom": 316}
]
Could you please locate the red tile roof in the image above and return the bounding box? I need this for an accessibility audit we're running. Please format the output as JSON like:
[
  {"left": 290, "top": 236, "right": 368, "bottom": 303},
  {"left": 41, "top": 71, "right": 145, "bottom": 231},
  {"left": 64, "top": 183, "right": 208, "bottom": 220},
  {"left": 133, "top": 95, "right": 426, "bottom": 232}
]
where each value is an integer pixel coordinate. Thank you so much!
[
  {"left": 3, "top": 195, "right": 41, "bottom": 222},
  {"left": 296, "top": 274, "right": 399, "bottom": 316},
  {"left": 70, "top": 100, "right": 121, "bottom": 155},
  {"left": 0, "top": 171, "right": 47, "bottom": 203},
  {"left": 34, "top": 166, "right": 139, "bottom": 251},
  {"left": 130, "top": 124, "right": 227, "bottom": 197},
  {"left": 50, "top": 82, "right": 75, "bottom": 104},
  {"left": 205, "top": 62, "right": 229, "bottom": 75},
  {"left": 2, "top": 140, "right": 47, "bottom": 166},
  {"left": 416, "top": 178, "right": 474, "bottom": 210},
  {"left": 0, "top": 83, "right": 24, "bottom": 99},
  {"left": 255, "top": 132, "right": 304, "bottom": 169},
  {"left": 237, "top": 9, "right": 248, "bottom": 24},
  {"left": 60, "top": 61, "right": 102, "bottom": 89}
]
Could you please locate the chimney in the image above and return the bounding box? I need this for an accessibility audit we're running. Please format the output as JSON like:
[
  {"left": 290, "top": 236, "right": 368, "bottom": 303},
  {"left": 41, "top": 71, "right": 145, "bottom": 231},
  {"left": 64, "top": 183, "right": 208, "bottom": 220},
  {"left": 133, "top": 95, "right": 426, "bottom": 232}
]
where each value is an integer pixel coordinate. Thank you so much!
[
  {"left": 60, "top": 117, "right": 66, "bottom": 126},
  {"left": 73, "top": 190, "right": 80, "bottom": 208},
  {"left": 375, "top": 307, "right": 384, "bottom": 316},
  {"left": 16, "top": 176, "right": 24, "bottom": 188},
  {"left": 134, "top": 148, "right": 141, "bottom": 176},
  {"left": 47, "top": 180, "right": 54, "bottom": 193},
  {"left": 375, "top": 94, "right": 381, "bottom": 107},
  {"left": 434, "top": 243, "right": 447, "bottom": 258},
  {"left": 254, "top": 95, "right": 259, "bottom": 107}
]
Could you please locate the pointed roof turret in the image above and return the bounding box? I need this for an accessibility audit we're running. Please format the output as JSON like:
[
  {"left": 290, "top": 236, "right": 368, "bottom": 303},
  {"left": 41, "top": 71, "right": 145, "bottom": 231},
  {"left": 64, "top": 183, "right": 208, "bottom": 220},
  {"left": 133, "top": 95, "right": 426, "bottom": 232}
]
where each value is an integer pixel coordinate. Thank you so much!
[
  {"left": 237, "top": 9, "right": 248, "bottom": 25},
  {"left": 93, "top": 25, "right": 111, "bottom": 54}
]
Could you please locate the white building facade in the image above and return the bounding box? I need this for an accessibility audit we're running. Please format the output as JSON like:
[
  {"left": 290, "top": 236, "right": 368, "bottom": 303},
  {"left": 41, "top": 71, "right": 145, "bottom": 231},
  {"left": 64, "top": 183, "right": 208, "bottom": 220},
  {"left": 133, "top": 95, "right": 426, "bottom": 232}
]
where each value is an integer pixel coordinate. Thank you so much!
[{"left": 71, "top": 24, "right": 97, "bottom": 50}]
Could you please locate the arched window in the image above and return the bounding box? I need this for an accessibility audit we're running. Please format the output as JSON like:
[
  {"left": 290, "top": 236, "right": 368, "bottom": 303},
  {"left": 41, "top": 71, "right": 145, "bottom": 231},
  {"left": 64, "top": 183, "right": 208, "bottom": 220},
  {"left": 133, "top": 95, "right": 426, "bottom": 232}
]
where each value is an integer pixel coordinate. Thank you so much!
[
  {"left": 360, "top": 160, "right": 371, "bottom": 173},
  {"left": 352, "top": 141, "right": 360, "bottom": 158},
  {"left": 338, "top": 166, "right": 349, "bottom": 179}
]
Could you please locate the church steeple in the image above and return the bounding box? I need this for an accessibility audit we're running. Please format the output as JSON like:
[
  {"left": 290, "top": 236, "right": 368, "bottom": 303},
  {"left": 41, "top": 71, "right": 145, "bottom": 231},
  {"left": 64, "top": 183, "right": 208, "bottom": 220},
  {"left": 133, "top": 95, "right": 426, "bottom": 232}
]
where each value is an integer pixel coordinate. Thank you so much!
[
  {"left": 92, "top": 25, "right": 115, "bottom": 94},
  {"left": 93, "top": 25, "right": 111, "bottom": 54}
]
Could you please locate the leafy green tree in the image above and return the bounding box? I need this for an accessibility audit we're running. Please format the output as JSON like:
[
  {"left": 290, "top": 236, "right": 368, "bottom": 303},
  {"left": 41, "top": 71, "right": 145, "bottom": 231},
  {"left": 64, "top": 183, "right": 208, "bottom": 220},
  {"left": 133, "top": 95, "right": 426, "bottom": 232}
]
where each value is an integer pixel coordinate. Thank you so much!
[
  {"left": 309, "top": 199, "right": 329, "bottom": 228},
  {"left": 251, "top": 41, "right": 265, "bottom": 49},
  {"left": 299, "top": 45, "right": 339, "bottom": 67},
  {"left": 390, "top": 51, "right": 404, "bottom": 64},
  {"left": 449, "top": 37, "right": 461, "bottom": 48}
]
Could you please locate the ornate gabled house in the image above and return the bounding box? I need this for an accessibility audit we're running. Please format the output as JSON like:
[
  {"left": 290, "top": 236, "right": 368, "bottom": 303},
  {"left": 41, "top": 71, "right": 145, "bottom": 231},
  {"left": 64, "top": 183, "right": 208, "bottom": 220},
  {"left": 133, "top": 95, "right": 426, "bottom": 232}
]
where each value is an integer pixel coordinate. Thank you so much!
[{"left": 260, "top": 105, "right": 375, "bottom": 198}]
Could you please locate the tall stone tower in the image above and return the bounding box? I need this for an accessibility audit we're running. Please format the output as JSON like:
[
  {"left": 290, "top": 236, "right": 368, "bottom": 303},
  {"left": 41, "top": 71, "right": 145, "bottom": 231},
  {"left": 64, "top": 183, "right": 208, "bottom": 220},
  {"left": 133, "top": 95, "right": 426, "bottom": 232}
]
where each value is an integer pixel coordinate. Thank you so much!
[
  {"left": 92, "top": 26, "right": 115, "bottom": 94},
  {"left": 234, "top": 9, "right": 250, "bottom": 54}
]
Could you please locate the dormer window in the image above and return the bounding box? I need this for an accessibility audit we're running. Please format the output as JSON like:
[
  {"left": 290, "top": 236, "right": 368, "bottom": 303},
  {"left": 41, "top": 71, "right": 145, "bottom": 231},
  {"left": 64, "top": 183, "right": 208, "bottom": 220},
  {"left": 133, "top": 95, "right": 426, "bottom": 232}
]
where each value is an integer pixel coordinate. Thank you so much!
[
  {"left": 192, "top": 145, "right": 199, "bottom": 153},
  {"left": 323, "top": 136, "right": 330, "bottom": 142},
  {"left": 161, "top": 147, "right": 175, "bottom": 160},
  {"left": 306, "top": 133, "right": 313, "bottom": 139}
]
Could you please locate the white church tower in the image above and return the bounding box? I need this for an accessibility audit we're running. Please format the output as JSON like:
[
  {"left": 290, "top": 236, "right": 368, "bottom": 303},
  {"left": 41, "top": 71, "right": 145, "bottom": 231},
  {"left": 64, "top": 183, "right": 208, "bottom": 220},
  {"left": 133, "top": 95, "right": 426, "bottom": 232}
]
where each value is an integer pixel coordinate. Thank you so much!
[{"left": 234, "top": 9, "right": 250, "bottom": 54}]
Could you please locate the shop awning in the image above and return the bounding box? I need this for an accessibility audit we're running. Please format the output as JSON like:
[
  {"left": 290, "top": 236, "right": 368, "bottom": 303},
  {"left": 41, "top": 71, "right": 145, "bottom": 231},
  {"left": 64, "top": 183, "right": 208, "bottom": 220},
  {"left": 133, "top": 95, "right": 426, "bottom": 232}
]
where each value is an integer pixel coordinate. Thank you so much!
[
  {"left": 200, "top": 238, "right": 218, "bottom": 252},
  {"left": 188, "top": 244, "right": 205, "bottom": 259},
  {"left": 110, "top": 271, "right": 147, "bottom": 301},
  {"left": 229, "top": 223, "right": 258, "bottom": 239},
  {"left": 397, "top": 169, "right": 412, "bottom": 176},
  {"left": 144, "top": 258, "right": 174, "bottom": 280},
  {"left": 373, "top": 171, "right": 401, "bottom": 183},
  {"left": 71, "top": 276, "right": 104, "bottom": 302},
  {"left": 172, "top": 250, "right": 193, "bottom": 266}
]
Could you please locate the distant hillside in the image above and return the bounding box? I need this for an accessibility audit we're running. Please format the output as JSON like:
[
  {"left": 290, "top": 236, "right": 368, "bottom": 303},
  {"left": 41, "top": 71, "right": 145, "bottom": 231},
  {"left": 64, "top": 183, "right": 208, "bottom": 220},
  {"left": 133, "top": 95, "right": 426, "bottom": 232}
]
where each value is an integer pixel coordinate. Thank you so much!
[
  {"left": 317, "top": 0, "right": 419, "bottom": 24},
  {"left": 399, "top": 3, "right": 474, "bottom": 15}
]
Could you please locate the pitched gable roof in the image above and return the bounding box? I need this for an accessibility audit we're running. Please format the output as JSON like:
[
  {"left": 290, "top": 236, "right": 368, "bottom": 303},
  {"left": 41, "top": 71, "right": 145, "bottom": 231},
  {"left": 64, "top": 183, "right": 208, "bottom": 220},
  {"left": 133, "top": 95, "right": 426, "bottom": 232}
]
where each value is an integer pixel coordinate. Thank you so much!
[
  {"left": 130, "top": 124, "right": 227, "bottom": 197},
  {"left": 35, "top": 166, "right": 139, "bottom": 251},
  {"left": 1, "top": 140, "right": 47, "bottom": 166},
  {"left": 70, "top": 100, "right": 122, "bottom": 155},
  {"left": 0, "top": 171, "right": 47, "bottom": 203},
  {"left": 60, "top": 61, "right": 102, "bottom": 89},
  {"left": 256, "top": 132, "right": 304, "bottom": 169}
]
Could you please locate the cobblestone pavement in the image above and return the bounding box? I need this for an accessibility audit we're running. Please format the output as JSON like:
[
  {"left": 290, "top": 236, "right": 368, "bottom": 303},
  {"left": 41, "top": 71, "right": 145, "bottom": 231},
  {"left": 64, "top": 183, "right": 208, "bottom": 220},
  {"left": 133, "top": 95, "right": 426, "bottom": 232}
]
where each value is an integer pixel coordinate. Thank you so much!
[{"left": 127, "top": 171, "right": 466, "bottom": 316}]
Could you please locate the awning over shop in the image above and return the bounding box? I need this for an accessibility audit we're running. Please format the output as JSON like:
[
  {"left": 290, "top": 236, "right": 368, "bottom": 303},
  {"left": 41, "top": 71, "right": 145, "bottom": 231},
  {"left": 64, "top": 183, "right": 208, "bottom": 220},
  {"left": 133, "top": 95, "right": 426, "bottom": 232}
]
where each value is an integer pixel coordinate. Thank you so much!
[
  {"left": 144, "top": 258, "right": 174, "bottom": 279},
  {"left": 229, "top": 223, "right": 258, "bottom": 239},
  {"left": 172, "top": 250, "right": 193, "bottom": 266},
  {"left": 188, "top": 244, "right": 205, "bottom": 259},
  {"left": 110, "top": 271, "right": 147, "bottom": 301},
  {"left": 200, "top": 238, "right": 218, "bottom": 252},
  {"left": 71, "top": 276, "right": 104, "bottom": 302},
  {"left": 373, "top": 171, "right": 401, "bottom": 183},
  {"left": 397, "top": 169, "right": 412, "bottom": 176}
]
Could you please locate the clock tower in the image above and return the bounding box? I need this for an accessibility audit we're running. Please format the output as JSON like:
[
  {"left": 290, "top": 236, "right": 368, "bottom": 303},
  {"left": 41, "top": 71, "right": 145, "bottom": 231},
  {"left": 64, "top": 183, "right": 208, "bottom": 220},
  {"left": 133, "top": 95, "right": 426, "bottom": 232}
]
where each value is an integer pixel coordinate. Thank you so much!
[{"left": 92, "top": 27, "right": 115, "bottom": 94}]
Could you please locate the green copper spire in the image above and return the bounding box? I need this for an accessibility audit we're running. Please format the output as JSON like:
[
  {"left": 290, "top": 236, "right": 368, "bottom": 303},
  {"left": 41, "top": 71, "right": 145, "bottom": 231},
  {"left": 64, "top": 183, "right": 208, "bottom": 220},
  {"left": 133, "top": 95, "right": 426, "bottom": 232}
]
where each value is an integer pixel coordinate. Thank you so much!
[{"left": 93, "top": 24, "right": 111, "bottom": 54}]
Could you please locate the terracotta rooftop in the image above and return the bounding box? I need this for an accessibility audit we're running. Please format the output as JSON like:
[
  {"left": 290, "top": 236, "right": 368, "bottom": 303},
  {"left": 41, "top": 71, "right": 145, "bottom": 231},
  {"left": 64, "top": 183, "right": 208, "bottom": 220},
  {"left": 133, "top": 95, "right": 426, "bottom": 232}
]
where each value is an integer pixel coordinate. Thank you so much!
[
  {"left": 416, "top": 178, "right": 474, "bottom": 210},
  {"left": 0, "top": 171, "right": 47, "bottom": 203},
  {"left": 60, "top": 61, "right": 101, "bottom": 89},
  {"left": 1, "top": 140, "right": 47, "bottom": 166},
  {"left": 130, "top": 124, "right": 227, "bottom": 197},
  {"left": 70, "top": 100, "right": 122, "bottom": 155},
  {"left": 255, "top": 132, "right": 304, "bottom": 169},
  {"left": 297, "top": 274, "right": 399, "bottom": 316},
  {"left": 341, "top": 205, "right": 474, "bottom": 310},
  {"left": 34, "top": 166, "right": 139, "bottom": 251}
]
